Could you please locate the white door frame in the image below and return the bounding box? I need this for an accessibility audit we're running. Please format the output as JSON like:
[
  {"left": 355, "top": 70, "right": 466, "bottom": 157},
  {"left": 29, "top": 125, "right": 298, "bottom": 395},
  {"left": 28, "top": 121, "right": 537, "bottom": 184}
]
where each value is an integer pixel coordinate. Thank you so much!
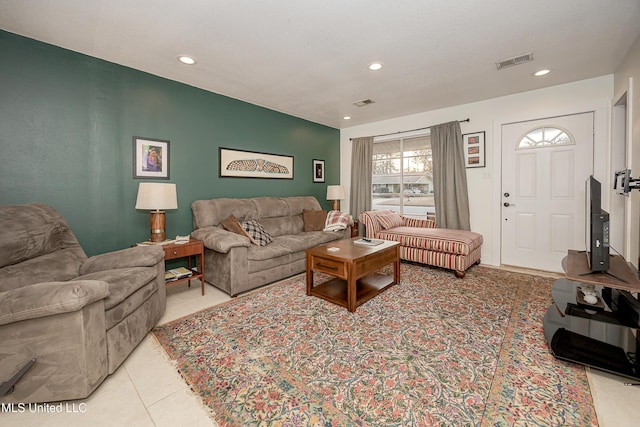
[{"left": 491, "top": 100, "right": 611, "bottom": 269}]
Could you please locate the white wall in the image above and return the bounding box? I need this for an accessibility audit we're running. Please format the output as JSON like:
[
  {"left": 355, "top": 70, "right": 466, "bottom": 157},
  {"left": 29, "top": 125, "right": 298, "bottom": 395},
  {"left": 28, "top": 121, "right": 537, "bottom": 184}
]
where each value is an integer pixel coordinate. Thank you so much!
[
  {"left": 614, "top": 33, "right": 640, "bottom": 268},
  {"left": 340, "top": 76, "right": 613, "bottom": 267}
]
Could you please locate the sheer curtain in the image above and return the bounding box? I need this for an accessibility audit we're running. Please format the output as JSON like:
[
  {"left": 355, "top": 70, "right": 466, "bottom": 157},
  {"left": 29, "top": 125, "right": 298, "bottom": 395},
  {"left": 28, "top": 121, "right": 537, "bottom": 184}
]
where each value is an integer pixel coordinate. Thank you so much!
[
  {"left": 430, "top": 121, "right": 471, "bottom": 230},
  {"left": 349, "top": 136, "right": 374, "bottom": 220}
]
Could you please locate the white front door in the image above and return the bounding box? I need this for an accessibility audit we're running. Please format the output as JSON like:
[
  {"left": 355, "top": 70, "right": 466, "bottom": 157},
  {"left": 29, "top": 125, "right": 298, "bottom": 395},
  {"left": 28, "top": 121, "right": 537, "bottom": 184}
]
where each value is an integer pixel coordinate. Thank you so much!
[{"left": 501, "top": 112, "right": 594, "bottom": 272}]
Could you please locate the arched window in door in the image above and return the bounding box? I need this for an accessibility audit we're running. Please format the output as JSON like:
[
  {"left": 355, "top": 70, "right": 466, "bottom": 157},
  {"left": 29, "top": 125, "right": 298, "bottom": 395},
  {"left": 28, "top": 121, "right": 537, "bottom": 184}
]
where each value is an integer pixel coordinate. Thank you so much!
[{"left": 517, "top": 126, "right": 574, "bottom": 149}]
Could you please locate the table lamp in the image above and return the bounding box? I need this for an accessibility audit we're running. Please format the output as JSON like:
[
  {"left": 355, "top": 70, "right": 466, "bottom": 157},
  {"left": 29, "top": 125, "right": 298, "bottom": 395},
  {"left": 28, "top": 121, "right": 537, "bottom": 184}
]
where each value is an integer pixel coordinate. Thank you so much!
[
  {"left": 135, "top": 182, "right": 178, "bottom": 242},
  {"left": 326, "top": 185, "right": 345, "bottom": 211}
]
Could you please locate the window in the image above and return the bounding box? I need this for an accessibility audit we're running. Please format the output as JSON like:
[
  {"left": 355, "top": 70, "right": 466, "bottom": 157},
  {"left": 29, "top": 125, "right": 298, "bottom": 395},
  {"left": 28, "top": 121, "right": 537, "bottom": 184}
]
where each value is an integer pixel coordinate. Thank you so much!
[
  {"left": 372, "top": 134, "right": 433, "bottom": 217},
  {"left": 518, "top": 126, "right": 573, "bottom": 149}
]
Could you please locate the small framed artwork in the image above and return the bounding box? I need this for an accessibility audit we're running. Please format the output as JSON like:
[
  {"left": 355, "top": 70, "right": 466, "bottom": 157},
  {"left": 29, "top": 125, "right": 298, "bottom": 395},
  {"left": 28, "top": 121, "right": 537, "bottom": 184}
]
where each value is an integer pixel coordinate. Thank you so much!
[
  {"left": 313, "top": 159, "right": 325, "bottom": 183},
  {"left": 463, "top": 131, "right": 486, "bottom": 168},
  {"left": 219, "top": 147, "right": 294, "bottom": 179},
  {"left": 133, "top": 136, "right": 170, "bottom": 179}
]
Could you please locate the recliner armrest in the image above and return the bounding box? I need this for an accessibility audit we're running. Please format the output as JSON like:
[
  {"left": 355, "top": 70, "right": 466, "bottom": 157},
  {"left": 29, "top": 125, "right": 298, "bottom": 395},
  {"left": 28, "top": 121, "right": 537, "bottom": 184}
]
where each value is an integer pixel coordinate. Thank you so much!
[
  {"left": 80, "top": 245, "right": 164, "bottom": 275},
  {"left": 191, "top": 226, "right": 251, "bottom": 253},
  {"left": 0, "top": 280, "right": 110, "bottom": 326}
]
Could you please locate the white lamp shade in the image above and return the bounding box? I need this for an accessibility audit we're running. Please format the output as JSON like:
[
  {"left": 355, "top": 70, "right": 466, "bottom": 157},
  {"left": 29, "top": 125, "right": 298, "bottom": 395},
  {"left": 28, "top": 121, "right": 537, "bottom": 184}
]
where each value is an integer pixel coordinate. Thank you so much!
[
  {"left": 326, "top": 185, "right": 346, "bottom": 200},
  {"left": 135, "top": 183, "right": 178, "bottom": 210}
]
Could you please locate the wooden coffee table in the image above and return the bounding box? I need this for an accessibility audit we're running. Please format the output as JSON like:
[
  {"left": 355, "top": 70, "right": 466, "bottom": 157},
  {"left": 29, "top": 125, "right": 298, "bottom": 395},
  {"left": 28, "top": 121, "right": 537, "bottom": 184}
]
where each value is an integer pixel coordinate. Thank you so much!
[{"left": 306, "top": 238, "right": 400, "bottom": 312}]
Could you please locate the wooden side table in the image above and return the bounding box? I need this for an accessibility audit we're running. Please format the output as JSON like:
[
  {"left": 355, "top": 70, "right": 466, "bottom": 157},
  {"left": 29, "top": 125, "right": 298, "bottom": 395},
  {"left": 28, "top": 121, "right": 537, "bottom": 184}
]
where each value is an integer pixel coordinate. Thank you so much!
[
  {"left": 350, "top": 219, "right": 359, "bottom": 237},
  {"left": 162, "top": 238, "right": 205, "bottom": 295}
]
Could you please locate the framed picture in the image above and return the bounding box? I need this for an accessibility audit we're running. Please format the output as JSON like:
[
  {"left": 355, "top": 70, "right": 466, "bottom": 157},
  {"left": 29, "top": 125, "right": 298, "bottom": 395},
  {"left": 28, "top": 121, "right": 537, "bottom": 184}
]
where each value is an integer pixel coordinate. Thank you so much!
[
  {"left": 463, "top": 131, "right": 486, "bottom": 168},
  {"left": 313, "top": 159, "right": 325, "bottom": 183},
  {"left": 133, "top": 137, "right": 170, "bottom": 179},
  {"left": 219, "top": 147, "right": 294, "bottom": 179}
]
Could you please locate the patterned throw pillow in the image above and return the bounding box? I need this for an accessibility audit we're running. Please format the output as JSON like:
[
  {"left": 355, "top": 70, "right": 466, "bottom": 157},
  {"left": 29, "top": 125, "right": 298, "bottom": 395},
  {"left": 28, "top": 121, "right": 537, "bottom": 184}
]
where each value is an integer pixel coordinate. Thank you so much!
[
  {"left": 377, "top": 212, "right": 404, "bottom": 230},
  {"left": 324, "top": 210, "right": 350, "bottom": 232},
  {"left": 241, "top": 220, "right": 273, "bottom": 246}
]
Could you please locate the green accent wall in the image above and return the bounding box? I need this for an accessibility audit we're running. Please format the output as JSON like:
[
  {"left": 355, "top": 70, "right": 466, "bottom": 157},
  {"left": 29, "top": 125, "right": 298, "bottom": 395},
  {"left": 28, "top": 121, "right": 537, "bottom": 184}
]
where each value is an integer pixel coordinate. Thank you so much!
[{"left": 0, "top": 31, "right": 340, "bottom": 256}]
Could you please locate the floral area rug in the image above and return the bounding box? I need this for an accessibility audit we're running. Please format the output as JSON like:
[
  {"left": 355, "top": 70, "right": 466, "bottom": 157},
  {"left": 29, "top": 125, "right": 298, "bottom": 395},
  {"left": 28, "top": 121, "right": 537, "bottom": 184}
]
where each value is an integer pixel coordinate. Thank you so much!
[{"left": 153, "top": 263, "right": 598, "bottom": 426}]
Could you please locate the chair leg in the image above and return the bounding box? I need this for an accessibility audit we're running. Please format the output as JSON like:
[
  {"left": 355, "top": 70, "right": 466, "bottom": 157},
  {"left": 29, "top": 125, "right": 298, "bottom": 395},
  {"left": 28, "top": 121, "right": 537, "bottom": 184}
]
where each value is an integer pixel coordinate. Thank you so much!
[{"left": 454, "top": 270, "right": 465, "bottom": 279}]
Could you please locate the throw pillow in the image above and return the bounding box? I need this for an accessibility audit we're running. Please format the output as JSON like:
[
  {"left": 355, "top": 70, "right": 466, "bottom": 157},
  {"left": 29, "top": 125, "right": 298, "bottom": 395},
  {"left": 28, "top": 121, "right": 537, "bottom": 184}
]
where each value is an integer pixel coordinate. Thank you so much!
[
  {"left": 241, "top": 220, "right": 273, "bottom": 246},
  {"left": 324, "top": 210, "right": 350, "bottom": 232},
  {"left": 302, "top": 209, "right": 328, "bottom": 232},
  {"left": 220, "top": 214, "right": 244, "bottom": 235},
  {"left": 220, "top": 215, "right": 258, "bottom": 244},
  {"left": 377, "top": 212, "right": 404, "bottom": 230}
]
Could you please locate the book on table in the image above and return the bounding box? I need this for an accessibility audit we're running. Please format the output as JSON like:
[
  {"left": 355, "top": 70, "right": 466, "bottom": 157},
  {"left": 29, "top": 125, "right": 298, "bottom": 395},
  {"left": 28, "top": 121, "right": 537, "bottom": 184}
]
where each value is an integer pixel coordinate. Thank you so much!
[
  {"left": 165, "top": 267, "right": 193, "bottom": 281},
  {"left": 353, "top": 238, "right": 384, "bottom": 246},
  {"left": 137, "top": 240, "right": 176, "bottom": 246}
]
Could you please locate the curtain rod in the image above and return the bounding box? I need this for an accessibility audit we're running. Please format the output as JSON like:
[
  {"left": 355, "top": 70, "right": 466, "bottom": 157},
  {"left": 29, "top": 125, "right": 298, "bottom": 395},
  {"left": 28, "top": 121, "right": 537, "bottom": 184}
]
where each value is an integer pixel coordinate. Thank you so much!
[{"left": 349, "top": 118, "right": 470, "bottom": 141}]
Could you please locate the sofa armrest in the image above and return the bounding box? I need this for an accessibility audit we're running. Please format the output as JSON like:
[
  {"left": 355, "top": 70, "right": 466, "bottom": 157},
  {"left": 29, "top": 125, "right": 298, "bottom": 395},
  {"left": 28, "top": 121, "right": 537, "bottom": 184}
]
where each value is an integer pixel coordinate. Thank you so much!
[
  {"left": 359, "top": 211, "right": 383, "bottom": 238},
  {"left": 80, "top": 245, "right": 164, "bottom": 275},
  {"left": 191, "top": 226, "right": 251, "bottom": 254},
  {"left": 402, "top": 216, "right": 436, "bottom": 228},
  {"left": 0, "top": 280, "right": 110, "bottom": 326}
]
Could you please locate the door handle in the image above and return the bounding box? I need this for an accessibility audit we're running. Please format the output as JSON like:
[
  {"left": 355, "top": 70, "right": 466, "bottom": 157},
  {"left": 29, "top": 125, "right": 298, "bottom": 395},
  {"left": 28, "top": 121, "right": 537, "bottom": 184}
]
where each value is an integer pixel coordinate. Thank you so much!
[{"left": 503, "top": 202, "right": 515, "bottom": 207}]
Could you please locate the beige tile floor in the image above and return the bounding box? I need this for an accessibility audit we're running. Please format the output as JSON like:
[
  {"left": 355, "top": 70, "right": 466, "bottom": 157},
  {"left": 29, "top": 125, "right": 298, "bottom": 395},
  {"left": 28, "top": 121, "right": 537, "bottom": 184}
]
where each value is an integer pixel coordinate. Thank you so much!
[{"left": 2, "top": 275, "right": 639, "bottom": 426}]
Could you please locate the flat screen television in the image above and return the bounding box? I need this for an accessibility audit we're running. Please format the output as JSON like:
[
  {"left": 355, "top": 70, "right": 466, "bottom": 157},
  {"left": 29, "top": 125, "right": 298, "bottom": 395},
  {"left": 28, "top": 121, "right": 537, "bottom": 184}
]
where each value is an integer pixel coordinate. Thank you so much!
[{"left": 585, "top": 175, "right": 610, "bottom": 272}]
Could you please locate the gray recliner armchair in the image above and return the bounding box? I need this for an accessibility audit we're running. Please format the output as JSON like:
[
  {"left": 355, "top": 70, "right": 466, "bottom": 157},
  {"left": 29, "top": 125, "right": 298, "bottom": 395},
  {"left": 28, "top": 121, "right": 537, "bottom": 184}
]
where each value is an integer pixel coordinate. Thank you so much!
[{"left": 0, "top": 203, "right": 166, "bottom": 403}]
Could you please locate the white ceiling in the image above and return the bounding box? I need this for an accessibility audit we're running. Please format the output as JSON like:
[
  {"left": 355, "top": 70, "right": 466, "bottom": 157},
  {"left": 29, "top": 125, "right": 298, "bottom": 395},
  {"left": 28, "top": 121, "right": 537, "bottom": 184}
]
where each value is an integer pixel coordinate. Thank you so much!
[{"left": 1, "top": 0, "right": 639, "bottom": 129}]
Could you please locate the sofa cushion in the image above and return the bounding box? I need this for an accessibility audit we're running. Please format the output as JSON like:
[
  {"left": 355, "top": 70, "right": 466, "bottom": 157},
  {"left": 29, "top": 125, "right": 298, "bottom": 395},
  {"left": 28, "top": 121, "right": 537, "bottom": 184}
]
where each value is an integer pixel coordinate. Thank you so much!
[
  {"left": 191, "top": 198, "right": 259, "bottom": 228},
  {"left": 80, "top": 246, "right": 163, "bottom": 275},
  {"left": 376, "top": 227, "right": 483, "bottom": 255},
  {"left": 0, "top": 203, "right": 82, "bottom": 268},
  {"left": 324, "top": 210, "right": 350, "bottom": 231},
  {"left": 302, "top": 209, "right": 328, "bottom": 232},
  {"left": 247, "top": 242, "right": 290, "bottom": 262},
  {"left": 377, "top": 212, "right": 404, "bottom": 229},
  {"left": 272, "top": 232, "right": 345, "bottom": 254},
  {"left": 259, "top": 215, "right": 303, "bottom": 238},
  {"left": 242, "top": 220, "right": 273, "bottom": 246}
]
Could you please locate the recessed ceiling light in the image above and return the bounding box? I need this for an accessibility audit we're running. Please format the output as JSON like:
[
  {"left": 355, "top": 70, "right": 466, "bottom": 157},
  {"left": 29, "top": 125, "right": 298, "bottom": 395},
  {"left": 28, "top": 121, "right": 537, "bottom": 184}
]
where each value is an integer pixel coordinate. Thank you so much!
[
  {"left": 533, "top": 69, "right": 551, "bottom": 77},
  {"left": 178, "top": 55, "right": 197, "bottom": 65},
  {"left": 343, "top": 116, "right": 351, "bottom": 120},
  {"left": 369, "top": 62, "right": 383, "bottom": 71}
]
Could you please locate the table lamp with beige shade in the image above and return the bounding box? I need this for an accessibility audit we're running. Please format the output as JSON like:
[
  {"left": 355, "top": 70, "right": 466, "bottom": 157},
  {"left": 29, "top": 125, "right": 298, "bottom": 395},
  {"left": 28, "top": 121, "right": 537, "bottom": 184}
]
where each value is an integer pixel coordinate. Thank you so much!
[
  {"left": 326, "top": 185, "right": 345, "bottom": 211},
  {"left": 135, "top": 182, "right": 178, "bottom": 242}
]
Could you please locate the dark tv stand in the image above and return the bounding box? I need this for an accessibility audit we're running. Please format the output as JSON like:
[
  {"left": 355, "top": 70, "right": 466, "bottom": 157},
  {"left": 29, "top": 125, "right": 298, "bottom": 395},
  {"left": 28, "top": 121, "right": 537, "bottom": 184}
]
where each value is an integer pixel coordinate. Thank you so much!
[
  {"left": 543, "top": 250, "right": 640, "bottom": 381},
  {"left": 576, "top": 251, "right": 627, "bottom": 282}
]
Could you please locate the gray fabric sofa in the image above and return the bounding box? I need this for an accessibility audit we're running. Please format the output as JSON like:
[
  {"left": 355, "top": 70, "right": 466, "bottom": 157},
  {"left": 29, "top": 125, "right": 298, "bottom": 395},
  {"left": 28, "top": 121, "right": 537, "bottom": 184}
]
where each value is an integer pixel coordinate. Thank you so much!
[
  {"left": 0, "top": 203, "right": 166, "bottom": 404},
  {"left": 191, "top": 196, "right": 348, "bottom": 296}
]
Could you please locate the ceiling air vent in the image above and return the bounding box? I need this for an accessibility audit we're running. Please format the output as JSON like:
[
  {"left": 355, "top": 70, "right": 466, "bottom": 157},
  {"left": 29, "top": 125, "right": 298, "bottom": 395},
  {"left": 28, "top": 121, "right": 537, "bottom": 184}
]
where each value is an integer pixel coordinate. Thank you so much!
[
  {"left": 353, "top": 99, "right": 375, "bottom": 107},
  {"left": 495, "top": 52, "right": 533, "bottom": 70}
]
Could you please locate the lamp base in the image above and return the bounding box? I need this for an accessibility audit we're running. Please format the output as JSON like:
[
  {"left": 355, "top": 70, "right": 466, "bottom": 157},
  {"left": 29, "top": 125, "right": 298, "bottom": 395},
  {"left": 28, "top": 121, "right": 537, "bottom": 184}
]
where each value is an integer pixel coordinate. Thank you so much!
[
  {"left": 150, "top": 211, "right": 166, "bottom": 242},
  {"left": 332, "top": 200, "right": 340, "bottom": 211}
]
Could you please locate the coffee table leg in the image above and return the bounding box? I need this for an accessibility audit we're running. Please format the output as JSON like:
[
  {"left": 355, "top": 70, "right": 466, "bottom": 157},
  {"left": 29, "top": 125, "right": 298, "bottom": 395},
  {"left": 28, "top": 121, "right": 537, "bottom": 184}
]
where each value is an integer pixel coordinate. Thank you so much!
[
  {"left": 394, "top": 246, "right": 400, "bottom": 284},
  {"left": 347, "top": 263, "right": 357, "bottom": 312},
  {"left": 306, "top": 254, "right": 313, "bottom": 296}
]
